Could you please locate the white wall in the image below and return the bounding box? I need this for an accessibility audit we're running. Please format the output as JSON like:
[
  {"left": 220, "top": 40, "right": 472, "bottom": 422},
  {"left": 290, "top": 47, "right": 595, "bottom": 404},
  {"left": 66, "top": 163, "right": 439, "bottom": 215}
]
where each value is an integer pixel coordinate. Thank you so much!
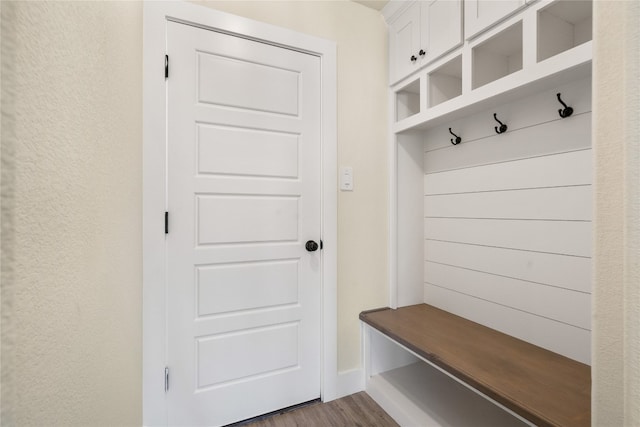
[
  {"left": 1, "top": 2, "right": 142, "bottom": 425},
  {"left": 194, "top": 1, "right": 390, "bottom": 372},
  {"left": 593, "top": 0, "right": 640, "bottom": 424}
]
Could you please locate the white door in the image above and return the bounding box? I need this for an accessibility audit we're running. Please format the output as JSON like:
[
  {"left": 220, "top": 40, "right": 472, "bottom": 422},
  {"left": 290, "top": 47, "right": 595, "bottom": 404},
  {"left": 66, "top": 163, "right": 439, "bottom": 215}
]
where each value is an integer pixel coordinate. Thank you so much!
[{"left": 166, "top": 21, "right": 322, "bottom": 426}]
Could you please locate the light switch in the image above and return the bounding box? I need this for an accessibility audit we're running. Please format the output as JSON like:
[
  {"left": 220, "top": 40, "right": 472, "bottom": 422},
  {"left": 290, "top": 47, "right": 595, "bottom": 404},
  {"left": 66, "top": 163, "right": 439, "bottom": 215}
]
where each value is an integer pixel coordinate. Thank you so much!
[{"left": 340, "top": 167, "right": 353, "bottom": 191}]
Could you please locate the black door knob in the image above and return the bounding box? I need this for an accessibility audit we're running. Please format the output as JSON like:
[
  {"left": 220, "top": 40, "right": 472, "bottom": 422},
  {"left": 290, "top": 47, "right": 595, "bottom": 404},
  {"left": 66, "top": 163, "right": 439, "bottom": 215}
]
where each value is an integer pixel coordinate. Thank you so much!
[
  {"left": 410, "top": 55, "right": 417, "bottom": 62},
  {"left": 305, "top": 240, "right": 319, "bottom": 252}
]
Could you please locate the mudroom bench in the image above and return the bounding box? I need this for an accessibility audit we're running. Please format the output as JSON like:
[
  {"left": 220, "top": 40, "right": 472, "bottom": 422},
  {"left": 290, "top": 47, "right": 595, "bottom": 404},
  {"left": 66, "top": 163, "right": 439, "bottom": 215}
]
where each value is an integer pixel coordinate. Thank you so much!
[{"left": 360, "top": 304, "right": 590, "bottom": 427}]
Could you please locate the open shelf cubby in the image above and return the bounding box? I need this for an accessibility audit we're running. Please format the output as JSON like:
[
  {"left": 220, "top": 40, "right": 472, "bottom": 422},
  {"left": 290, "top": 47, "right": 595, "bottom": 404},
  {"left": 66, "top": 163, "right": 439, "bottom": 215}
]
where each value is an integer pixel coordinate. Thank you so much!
[
  {"left": 537, "top": 0, "right": 593, "bottom": 63},
  {"left": 428, "top": 55, "right": 462, "bottom": 108},
  {"left": 472, "top": 21, "right": 523, "bottom": 90},
  {"left": 395, "top": 78, "right": 421, "bottom": 122}
]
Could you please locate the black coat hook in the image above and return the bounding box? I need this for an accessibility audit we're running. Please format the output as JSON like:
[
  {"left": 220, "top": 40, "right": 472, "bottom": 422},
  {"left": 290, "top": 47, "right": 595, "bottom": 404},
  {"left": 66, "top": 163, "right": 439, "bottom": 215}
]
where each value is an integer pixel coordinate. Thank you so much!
[
  {"left": 493, "top": 113, "right": 508, "bottom": 134},
  {"left": 557, "top": 93, "right": 573, "bottom": 118},
  {"left": 449, "top": 128, "right": 461, "bottom": 145}
]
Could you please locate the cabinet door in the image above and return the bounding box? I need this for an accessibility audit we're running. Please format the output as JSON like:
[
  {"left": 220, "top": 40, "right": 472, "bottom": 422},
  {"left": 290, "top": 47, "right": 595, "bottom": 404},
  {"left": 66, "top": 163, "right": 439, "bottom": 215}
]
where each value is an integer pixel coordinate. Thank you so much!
[
  {"left": 465, "top": 0, "right": 526, "bottom": 39},
  {"left": 422, "top": 0, "right": 463, "bottom": 63},
  {"left": 389, "top": 2, "right": 422, "bottom": 84}
]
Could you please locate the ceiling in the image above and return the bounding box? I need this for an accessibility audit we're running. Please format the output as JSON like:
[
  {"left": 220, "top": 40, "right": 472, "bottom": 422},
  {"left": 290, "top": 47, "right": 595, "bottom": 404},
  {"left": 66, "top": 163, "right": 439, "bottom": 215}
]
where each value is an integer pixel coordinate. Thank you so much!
[{"left": 352, "top": 0, "right": 389, "bottom": 11}]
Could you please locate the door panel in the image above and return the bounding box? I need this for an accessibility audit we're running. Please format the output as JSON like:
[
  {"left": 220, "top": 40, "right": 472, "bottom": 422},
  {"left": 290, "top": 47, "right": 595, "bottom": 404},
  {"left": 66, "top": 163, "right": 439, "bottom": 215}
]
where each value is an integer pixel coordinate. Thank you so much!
[
  {"left": 196, "top": 195, "right": 299, "bottom": 244},
  {"left": 197, "top": 124, "right": 299, "bottom": 178},
  {"left": 196, "top": 322, "right": 299, "bottom": 388},
  {"left": 197, "top": 260, "right": 299, "bottom": 316},
  {"left": 197, "top": 51, "right": 300, "bottom": 115},
  {"left": 166, "top": 21, "right": 321, "bottom": 426}
]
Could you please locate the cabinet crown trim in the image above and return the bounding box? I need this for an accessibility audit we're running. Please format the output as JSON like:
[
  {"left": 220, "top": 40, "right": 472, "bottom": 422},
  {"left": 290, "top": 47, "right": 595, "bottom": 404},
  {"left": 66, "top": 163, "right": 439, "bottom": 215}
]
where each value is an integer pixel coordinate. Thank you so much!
[{"left": 382, "top": 0, "right": 414, "bottom": 22}]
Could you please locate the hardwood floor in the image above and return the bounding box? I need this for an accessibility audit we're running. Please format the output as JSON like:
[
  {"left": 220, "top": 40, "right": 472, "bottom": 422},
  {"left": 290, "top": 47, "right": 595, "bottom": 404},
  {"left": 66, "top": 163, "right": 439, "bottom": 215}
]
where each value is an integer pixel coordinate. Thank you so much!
[{"left": 236, "top": 392, "right": 399, "bottom": 427}]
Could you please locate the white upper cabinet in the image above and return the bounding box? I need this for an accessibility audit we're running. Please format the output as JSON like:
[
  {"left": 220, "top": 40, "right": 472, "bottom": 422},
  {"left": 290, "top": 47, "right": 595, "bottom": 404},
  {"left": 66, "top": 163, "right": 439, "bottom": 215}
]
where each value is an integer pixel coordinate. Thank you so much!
[
  {"left": 389, "top": 2, "right": 422, "bottom": 84},
  {"left": 464, "top": 0, "right": 526, "bottom": 39},
  {"left": 389, "top": 1, "right": 463, "bottom": 85},
  {"left": 423, "top": 1, "right": 464, "bottom": 64}
]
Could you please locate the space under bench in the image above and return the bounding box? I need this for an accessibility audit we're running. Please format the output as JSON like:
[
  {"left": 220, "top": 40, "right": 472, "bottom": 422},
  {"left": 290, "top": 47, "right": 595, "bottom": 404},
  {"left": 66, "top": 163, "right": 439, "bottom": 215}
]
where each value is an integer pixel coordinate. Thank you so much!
[{"left": 360, "top": 304, "right": 590, "bottom": 427}]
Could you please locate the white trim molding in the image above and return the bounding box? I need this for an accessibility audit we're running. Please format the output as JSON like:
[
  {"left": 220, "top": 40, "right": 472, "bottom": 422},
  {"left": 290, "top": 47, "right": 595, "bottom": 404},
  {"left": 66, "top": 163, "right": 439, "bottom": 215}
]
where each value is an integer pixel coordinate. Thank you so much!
[
  {"left": 381, "top": 0, "right": 414, "bottom": 23},
  {"left": 142, "top": 2, "right": 338, "bottom": 425},
  {"left": 335, "top": 368, "right": 366, "bottom": 399}
]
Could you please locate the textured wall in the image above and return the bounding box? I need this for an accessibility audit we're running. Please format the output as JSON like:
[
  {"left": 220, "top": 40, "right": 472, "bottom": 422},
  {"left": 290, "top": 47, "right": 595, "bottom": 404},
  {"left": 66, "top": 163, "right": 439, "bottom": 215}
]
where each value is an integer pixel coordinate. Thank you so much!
[
  {"left": 593, "top": 0, "right": 640, "bottom": 424},
  {"left": 1, "top": 2, "right": 142, "bottom": 425},
  {"left": 194, "top": 0, "right": 389, "bottom": 372}
]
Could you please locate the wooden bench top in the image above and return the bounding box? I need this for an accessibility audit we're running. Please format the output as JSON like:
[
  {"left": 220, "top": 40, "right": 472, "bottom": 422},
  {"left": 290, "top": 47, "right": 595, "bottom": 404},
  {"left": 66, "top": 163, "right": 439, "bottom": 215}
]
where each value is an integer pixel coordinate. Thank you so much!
[{"left": 360, "top": 304, "right": 591, "bottom": 427}]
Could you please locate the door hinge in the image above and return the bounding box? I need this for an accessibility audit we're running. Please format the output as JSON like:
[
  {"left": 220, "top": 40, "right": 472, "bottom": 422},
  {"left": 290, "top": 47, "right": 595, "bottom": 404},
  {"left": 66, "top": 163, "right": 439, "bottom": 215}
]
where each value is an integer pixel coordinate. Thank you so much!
[
  {"left": 164, "top": 54, "right": 169, "bottom": 79},
  {"left": 165, "top": 211, "right": 169, "bottom": 234},
  {"left": 164, "top": 367, "right": 169, "bottom": 392}
]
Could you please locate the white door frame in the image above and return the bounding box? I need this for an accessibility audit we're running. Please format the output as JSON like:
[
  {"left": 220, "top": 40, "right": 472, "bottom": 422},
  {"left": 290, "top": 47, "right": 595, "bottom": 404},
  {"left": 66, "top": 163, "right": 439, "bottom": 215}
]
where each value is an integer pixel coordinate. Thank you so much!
[{"left": 142, "top": 2, "right": 337, "bottom": 425}]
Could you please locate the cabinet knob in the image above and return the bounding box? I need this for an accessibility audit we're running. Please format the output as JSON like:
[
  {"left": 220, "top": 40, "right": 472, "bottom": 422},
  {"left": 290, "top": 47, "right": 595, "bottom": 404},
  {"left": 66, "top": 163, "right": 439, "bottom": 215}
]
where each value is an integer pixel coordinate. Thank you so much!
[
  {"left": 410, "top": 55, "right": 417, "bottom": 62},
  {"left": 419, "top": 49, "right": 426, "bottom": 56}
]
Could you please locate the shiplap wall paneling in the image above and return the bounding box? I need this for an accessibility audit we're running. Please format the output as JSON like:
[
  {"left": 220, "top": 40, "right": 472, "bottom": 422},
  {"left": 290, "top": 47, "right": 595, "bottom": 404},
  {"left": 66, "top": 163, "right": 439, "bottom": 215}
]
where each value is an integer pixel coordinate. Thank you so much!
[
  {"left": 424, "top": 262, "right": 590, "bottom": 329},
  {"left": 425, "top": 240, "right": 591, "bottom": 294},
  {"left": 424, "top": 115, "right": 591, "bottom": 173},
  {"left": 424, "top": 186, "right": 591, "bottom": 220},
  {"left": 422, "top": 77, "right": 591, "bottom": 173},
  {"left": 422, "top": 77, "right": 592, "bottom": 364},
  {"left": 424, "top": 149, "right": 592, "bottom": 195},
  {"left": 422, "top": 77, "right": 591, "bottom": 151},
  {"left": 424, "top": 284, "right": 591, "bottom": 364},
  {"left": 425, "top": 217, "right": 592, "bottom": 257}
]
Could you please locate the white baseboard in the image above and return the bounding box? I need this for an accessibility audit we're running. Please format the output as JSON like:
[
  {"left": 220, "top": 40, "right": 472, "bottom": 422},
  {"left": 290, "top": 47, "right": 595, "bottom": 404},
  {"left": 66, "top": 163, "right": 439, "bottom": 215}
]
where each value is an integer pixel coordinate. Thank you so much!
[{"left": 325, "top": 368, "right": 364, "bottom": 401}]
